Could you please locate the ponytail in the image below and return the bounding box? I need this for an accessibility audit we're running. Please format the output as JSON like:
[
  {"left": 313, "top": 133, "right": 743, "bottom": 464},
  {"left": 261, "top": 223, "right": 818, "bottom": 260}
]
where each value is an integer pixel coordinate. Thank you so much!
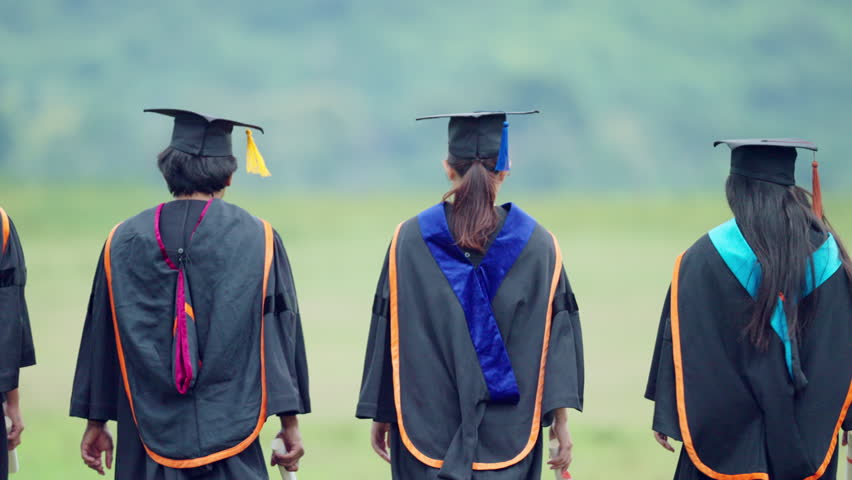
[{"left": 442, "top": 155, "right": 503, "bottom": 252}]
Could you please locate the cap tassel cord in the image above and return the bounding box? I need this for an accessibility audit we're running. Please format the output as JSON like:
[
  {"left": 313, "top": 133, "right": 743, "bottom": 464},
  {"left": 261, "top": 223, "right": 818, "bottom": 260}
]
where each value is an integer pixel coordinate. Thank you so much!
[
  {"left": 811, "top": 154, "right": 823, "bottom": 219},
  {"left": 495, "top": 121, "right": 510, "bottom": 172},
  {"left": 245, "top": 129, "right": 271, "bottom": 177}
]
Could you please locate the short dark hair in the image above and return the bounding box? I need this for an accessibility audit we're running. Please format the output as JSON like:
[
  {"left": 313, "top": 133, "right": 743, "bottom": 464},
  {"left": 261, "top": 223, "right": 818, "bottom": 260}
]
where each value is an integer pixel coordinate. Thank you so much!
[{"left": 157, "top": 147, "right": 237, "bottom": 196}]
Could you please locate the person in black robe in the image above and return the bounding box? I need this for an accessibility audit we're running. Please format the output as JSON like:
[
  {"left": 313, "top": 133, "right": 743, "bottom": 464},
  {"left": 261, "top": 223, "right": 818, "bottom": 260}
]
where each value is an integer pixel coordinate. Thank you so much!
[
  {"left": 0, "top": 208, "right": 36, "bottom": 480},
  {"left": 357, "top": 111, "right": 584, "bottom": 480},
  {"left": 646, "top": 139, "right": 852, "bottom": 480},
  {"left": 70, "top": 109, "right": 310, "bottom": 479}
]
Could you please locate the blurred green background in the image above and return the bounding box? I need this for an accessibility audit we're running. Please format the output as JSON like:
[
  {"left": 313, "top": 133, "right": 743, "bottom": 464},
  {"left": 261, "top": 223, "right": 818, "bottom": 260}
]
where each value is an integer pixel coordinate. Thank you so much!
[
  {"left": 2, "top": 1, "right": 851, "bottom": 479},
  {"left": 3, "top": 1, "right": 852, "bottom": 189}
]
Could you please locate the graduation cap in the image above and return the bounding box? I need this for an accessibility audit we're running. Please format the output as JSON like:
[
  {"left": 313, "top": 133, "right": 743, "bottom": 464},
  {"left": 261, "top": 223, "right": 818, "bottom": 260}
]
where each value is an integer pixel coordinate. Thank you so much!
[
  {"left": 145, "top": 108, "right": 271, "bottom": 177},
  {"left": 714, "top": 138, "right": 823, "bottom": 217},
  {"left": 415, "top": 110, "right": 540, "bottom": 171}
]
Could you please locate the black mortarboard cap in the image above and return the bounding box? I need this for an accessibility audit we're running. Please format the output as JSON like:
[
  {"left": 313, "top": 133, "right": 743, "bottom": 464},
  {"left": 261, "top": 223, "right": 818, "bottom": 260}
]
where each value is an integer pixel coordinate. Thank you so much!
[
  {"left": 715, "top": 138, "right": 825, "bottom": 217},
  {"left": 145, "top": 108, "right": 270, "bottom": 176},
  {"left": 714, "top": 138, "right": 818, "bottom": 186},
  {"left": 416, "top": 110, "right": 539, "bottom": 171}
]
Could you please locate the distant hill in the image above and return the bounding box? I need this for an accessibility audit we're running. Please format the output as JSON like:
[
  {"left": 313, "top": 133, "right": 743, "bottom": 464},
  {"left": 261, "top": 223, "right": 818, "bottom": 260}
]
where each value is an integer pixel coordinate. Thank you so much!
[{"left": 2, "top": 0, "right": 851, "bottom": 190}]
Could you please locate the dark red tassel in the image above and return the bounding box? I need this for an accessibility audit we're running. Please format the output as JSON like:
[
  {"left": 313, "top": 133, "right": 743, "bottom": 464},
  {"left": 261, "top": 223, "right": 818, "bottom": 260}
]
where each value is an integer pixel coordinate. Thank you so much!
[{"left": 811, "top": 160, "right": 823, "bottom": 219}]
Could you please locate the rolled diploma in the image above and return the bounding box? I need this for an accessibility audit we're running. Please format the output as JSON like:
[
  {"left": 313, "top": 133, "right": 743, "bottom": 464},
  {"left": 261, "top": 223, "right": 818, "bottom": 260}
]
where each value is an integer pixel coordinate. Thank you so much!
[
  {"left": 271, "top": 437, "right": 297, "bottom": 480},
  {"left": 548, "top": 437, "right": 572, "bottom": 480},
  {"left": 4, "top": 417, "right": 17, "bottom": 474}
]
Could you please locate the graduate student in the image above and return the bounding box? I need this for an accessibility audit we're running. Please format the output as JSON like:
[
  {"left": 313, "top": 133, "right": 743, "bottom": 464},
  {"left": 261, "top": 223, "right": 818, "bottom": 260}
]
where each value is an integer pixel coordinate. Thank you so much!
[
  {"left": 646, "top": 139, "right": 852, "bottom": 480},
  {"left": 357, "top": 111, "right": 584, "bottom": 480},
  {"left": 0, "top": 208, "right": 36, "bottom": 479},
  {"left": 70, "top": 109, "right": 310, "bottom": 479}
]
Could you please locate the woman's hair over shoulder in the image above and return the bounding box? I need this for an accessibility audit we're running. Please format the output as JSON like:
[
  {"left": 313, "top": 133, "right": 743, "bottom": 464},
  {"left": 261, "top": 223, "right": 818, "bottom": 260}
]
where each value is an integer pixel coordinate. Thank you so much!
[
  {"left": 157, "top": 147, "right": 237, "bottom": 196},
  {"left": 725, "top": 174, "right": 852, "bottom": 349}
]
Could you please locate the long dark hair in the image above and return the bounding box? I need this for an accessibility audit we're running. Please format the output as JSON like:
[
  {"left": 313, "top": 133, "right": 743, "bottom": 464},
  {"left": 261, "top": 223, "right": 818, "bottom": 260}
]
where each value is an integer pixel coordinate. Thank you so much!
[
  {"left": 443, "top": 155, "right": 504, "bottom": 252},
  {"left": 725, "top": 174, "right": 852, "bottom": 349}
]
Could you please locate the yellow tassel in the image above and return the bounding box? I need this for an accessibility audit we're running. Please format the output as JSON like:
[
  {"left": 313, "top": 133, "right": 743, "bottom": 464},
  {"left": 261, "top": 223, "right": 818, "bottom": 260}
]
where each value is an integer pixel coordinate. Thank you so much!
[{"left": 245, "top": 129, "right": 271, "bottom": 177}]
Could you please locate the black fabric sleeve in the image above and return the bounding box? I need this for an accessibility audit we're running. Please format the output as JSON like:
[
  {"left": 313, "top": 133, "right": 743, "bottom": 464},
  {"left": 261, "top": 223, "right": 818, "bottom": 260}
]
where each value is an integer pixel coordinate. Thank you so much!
[
  {"left": 265, "top": 231, "right": 311, "bottom": 417},
  {"left": 69, "top": 248, "right": 120, "bottom": 421},
  {"left": 542, "top": 267, "right": 584, "bottom": 426},
  {"left": 0, "top": 216, "right": 36, "bottom": 393},
  {"left": 644, "top": 287, "right": 681, "bottom": 441},
  {"left": 355, "top": 248, "right": 397, "bottom": 423}
]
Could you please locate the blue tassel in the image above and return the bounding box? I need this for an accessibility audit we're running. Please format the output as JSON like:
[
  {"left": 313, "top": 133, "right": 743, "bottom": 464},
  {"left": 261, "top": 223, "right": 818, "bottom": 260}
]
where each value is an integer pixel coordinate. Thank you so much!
[{"left": 495, "top": 121, "right": 510, "bottom": 171}]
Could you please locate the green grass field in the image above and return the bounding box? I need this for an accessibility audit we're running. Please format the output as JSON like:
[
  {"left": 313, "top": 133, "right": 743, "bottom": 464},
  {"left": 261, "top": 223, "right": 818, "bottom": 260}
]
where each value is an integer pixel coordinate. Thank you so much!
[{"left": 1, "top": 182, "right": 849, "bottom": 479}]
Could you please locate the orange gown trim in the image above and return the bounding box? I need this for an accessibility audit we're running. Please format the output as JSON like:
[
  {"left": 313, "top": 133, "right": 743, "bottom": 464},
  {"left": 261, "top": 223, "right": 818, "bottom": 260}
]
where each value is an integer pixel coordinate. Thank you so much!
[
  {"left": 670, "top": 251, "right": 851, "bottom": 480},
  {"left": 104, "top": 219, "right": 274, "bottom": 468},
  {"left": 389, "top": 222, "right": 563, "bottom": 470}
]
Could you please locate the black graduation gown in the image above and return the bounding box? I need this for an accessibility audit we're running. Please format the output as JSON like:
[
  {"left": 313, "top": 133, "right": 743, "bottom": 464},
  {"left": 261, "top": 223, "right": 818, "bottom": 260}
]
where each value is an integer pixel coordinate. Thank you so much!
[
  {"left": 70, "top": 200, "right": 310, "bottom": 480},
  {"left": 357, "top": 203, "right": 584, "bottom": 480},
  {"left": 0, "top": 209, "right": 36, "bottom": 480},
  {"left": 646, "top": 220, "right": 851, "bottom": 480}
]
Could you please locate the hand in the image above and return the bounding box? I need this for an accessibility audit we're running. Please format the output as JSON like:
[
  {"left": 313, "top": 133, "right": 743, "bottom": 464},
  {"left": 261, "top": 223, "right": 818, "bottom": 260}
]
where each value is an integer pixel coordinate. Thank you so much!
[
  {"left": 81, "top": 421, "right": 114, "bottom": 475},
  {"left": 371, "top": 421, "right": 391, "bottom": 463},
  {"left": 4, "top": 392, "right": 24, "bottom": 451},
  {"left": 654, "top": 431, "right": 675, "bottom": 452},
  {"left": 547, "top": 409, "right": 573, "bottom": 473},
  {"left": 271, "top": 415, "right": 305, "bottom": 472}
]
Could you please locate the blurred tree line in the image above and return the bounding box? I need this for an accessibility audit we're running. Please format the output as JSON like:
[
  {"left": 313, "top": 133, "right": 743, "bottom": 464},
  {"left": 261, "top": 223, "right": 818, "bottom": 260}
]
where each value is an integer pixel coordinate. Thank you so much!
[{"left": 1, "top": 0, "right": 851, "bottom": 191}]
